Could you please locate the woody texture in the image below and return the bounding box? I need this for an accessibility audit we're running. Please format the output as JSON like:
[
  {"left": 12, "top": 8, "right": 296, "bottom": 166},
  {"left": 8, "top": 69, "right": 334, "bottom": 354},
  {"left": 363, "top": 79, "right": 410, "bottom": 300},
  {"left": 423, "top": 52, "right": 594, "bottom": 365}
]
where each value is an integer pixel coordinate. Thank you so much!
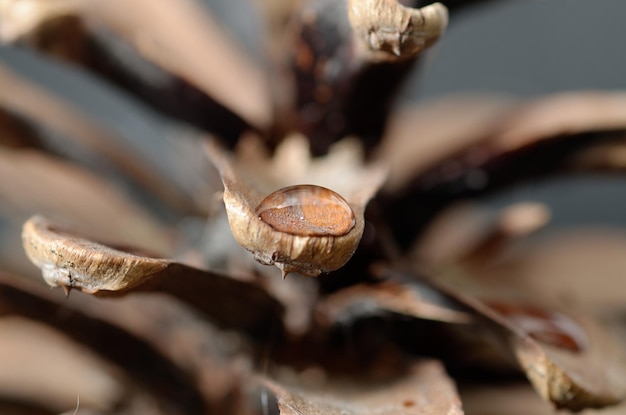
[{"left": 1, "top": 0, "right": 626, "bottom": 414}]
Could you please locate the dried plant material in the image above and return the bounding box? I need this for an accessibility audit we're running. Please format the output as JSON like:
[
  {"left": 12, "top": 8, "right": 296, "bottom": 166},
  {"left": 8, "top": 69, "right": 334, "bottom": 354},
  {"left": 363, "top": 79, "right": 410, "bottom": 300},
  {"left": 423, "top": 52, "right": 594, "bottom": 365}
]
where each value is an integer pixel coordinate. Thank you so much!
[
  {"left": 263, "top": 360, "right": 463, "bottom": 415},
  {"left": 4, "top": 0, "right": 626, "bottom": 412},
  {"left": 568, "top": 136, "right": 626, "bottom": 171},
  {"left": 289, "top": 0, "right": 447, "bottom": 154},
  {"left": 348, "top": 0, "right": 448, "bottom": 61},
  {"left": 0, "top": 0, "right": 272, "bottom": 129},
  {"left": 0, "top": 63, "right": 196, "bottom": 214},
  {"left": 254, "top": 0, "right": 299, "bottom": 86},
  {"left": 200, "top": 209, "right": 321, "bottom": 334},
  {"left": 1, "top": 2, "right": 254, "bottom": 143},
  {"left": 413, "top": 202, "right": 550, "bottom": 266},
  {"left": 460, "top": 383, "right": 559, "bottom": 415},
  {"left": 462, "top": 383, "right": 626, "bottom": 415},
  {"left": 63, "top": 294, "right": 255, "bottom": 415},
  {"left": 493, "top": 231, "right": 626, "bottom": 313},
  {"left": 497, "top": 203, "right": 551, "bottom": 238},
  {"left": 415, "top": 92, "right": 626, "bottom": 192},
  {"left": 494, "top": 92, "right": 626, "bottom": 151},
  {"left": 378, "top": 95, "right": 517, "bottom": 192},
  {"left": 255, "top": 0, "right": 298, "bottom": 31},
  {"left": 484, "top": 301, "right": 589, "bottom": 353},
  {"left": 503, "top": 307, "right": 626, "bottom": 410},
  {"left": 384, "top": 92, "right": 626, "bottom": 250},
  {"left": 410, "top": 202, "right": 497, "bottom": 265},
  {"left": 58, "top": 409, "right": 109, "bottom": 415},
  {"left": 261, "top": 269, "right": 319, "bottom": 335},
  {"left": 0, "top": 108, "right": 41, "bottom": 148},
  {"left": 0, "top": 0, "right": 78, "bottom": 42},
  {"left": 414, "top": 269, "right": 626, "bottom": 411},
  {"left": 0, "top": 317, "right": 124, "bottom": 413},
  {"left": 452, "top": 201, "right": 551, "bottom": 266},
  {"left": 0, "top": 147, "right": 172, "bottom": 256},
  {"left": 22, "top": 216, "right": 284, "bottom": 332},
  {"left": 0, "top": 273, "right": 207, "bottom": 414},
  {"left": 22, "top": 215, "right": 170, "bottom": 294},
  {"left": 82, "top": 0, "right": 272, "bottom": 129},
  {"left": 288, "top": 0, "right": 355, "bottom": 153},
  {"left": 317, "top": 279, "right": 472, "bottom": 325},
  {"left": 206, "top": 134, "right": 386, "bottom": 277}
]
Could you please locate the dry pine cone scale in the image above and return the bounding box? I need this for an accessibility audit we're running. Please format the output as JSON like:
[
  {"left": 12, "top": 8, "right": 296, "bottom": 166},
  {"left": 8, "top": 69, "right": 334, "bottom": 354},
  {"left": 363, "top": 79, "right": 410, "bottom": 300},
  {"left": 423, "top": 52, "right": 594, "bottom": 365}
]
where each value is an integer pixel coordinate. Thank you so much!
[{"left": 1, "top": 0, "right": 626, "bottom": 414}]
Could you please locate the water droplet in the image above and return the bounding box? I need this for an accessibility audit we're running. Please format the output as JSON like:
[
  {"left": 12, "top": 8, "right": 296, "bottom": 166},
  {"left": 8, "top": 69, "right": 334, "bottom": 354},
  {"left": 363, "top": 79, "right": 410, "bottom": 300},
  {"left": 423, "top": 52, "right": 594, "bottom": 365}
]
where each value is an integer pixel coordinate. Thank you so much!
[
  {"left": 256, "top": 185, "right": 355, "bottom": 237},
  {"left": 487, "top": 301, "right": 588, "bottom": 352}
]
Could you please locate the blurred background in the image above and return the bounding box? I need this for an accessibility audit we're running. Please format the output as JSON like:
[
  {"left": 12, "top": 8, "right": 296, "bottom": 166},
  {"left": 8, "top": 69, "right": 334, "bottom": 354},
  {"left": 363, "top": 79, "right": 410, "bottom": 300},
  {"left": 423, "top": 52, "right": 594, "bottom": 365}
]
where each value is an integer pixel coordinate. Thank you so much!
[
  {"left": 410, "top": 0, "right": 626, "bottom": 229},
  {"left": 4, "top": 0, "right": 626, "bottom": 232}
]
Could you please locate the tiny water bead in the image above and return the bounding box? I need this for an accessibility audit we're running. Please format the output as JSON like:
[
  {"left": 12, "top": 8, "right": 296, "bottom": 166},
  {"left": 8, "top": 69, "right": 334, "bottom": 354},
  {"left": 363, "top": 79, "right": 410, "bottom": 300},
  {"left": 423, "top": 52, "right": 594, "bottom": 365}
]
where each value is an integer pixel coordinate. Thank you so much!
[{"left": 255, "top": 185, "right": 356, "bottom": 237}]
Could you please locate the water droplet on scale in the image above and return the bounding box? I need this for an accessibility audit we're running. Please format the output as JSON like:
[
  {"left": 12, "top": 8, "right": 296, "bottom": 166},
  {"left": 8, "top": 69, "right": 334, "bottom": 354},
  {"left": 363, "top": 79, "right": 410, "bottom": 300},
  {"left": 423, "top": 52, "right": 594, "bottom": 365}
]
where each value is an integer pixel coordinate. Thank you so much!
[{"left": 256, "top": 185, "right": 355, "bottom": 237}]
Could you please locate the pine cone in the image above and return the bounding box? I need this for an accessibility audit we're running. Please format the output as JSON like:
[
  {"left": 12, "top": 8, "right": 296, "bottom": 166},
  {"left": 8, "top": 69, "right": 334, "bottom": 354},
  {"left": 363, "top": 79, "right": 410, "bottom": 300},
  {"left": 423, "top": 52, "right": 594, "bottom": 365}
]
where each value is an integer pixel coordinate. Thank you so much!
[{"left": 1, "top": 0, "right": 626, "bottom": 414}]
